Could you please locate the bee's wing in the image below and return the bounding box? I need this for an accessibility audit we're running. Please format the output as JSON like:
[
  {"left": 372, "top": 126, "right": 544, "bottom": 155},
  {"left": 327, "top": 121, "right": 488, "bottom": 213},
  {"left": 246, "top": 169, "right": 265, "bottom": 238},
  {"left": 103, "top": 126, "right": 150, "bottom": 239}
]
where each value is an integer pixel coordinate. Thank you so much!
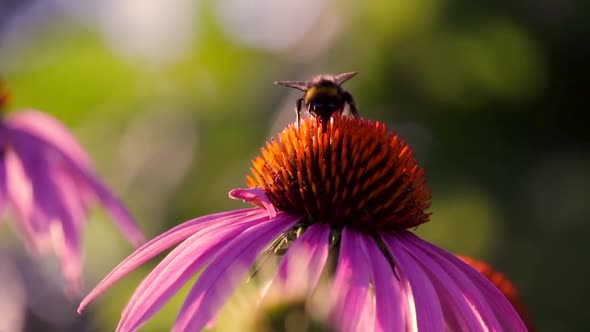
[
  {"left": 334, "top": 71, "right": 358, "bottom": 85},
  {"left": 274, "top": 80, "right": 309, "bottom": 91}
]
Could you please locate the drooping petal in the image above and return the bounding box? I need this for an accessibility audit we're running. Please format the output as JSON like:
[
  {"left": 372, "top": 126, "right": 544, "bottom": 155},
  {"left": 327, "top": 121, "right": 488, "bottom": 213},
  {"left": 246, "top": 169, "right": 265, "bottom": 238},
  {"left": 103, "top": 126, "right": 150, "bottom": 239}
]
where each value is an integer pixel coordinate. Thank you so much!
[
  {"left": 398, "top": 238, "right": 486, "bottom": 331},
  {"left": 72, "top": 167, "right": 145, "bottom": 246},
  {"left": 329, "top": 228, "right": 372, "bottom": 332},
  {"left": 51, "top": 168, "right": 90, "bottom": 294},
  {"left": 410, "top": 234, "right": 528, "bottom": 331},
  {"left": 271, "top": 223, "right": 330, "bottom": 296},
  {"left": 3, "top": 149, "right": 45, "bottom": 251},
  {"left": 5, "top": 110, "right": 92, "bottom": 168},
  {"left": 5, "top": 137, "right": 52, "bottom": 234},
  {"left": 9, "top": 133, "right": 70, "bottom": 229},
  {"left": 50, "top": 166, "right": 90, "bottom": 229},
  {"left": 384, "top": 233, "right": 445, "bottom": 331},
  {"left": 4, "top": 146, "right": 59, "bottom": 255},
  {"left": 78, "top": 207, "right": 259, "bottom": 313},
  {"left": 117, "top": 210, "right": 277, "bottom": 332},
  {"left": 172, "top": 214, "right": 298, "bottom": 332},
  {"left": 229, "top": 187, "right": 277, "bottom": 218},
  {"left": 364, "top": 236, "right": 405, "bottom": 331},
  {"left": 458, "top": 255, "right": 535, "bottom": 331},
  {"left": 9, "top": 129, "right": 144, "bottom": 246},
  {"left": 10, "top": 136, "right": 84, "bottom": 290},
  {"left": 55, "top": 217, "right": 82, "bottom": 295},
  {"left": 403, "top": 235, "right": 503, "bottom": 331}
]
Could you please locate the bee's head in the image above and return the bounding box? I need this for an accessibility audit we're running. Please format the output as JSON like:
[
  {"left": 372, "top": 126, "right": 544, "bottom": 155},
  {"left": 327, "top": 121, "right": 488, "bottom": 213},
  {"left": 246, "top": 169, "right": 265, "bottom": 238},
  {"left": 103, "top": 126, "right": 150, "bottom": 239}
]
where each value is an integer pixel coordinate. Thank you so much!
[
  {"left": 274, "top": 71, "right": 357, "bottom": 93},
  {"left": 274, "top": 71, "right": 358, "bottom": 121},
  {"left": 303, "top": 80, "right": 340, "bottom": 105}
]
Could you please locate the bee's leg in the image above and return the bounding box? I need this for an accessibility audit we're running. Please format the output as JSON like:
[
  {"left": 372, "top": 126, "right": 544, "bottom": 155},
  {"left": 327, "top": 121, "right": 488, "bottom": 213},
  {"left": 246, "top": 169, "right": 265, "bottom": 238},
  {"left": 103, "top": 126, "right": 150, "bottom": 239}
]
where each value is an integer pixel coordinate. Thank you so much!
[
  {"left": 296, "top": 98, "right": 304, "bottom": 123},
  {"left": 342, "top": 92, "right": 359, "bottom": 118}
]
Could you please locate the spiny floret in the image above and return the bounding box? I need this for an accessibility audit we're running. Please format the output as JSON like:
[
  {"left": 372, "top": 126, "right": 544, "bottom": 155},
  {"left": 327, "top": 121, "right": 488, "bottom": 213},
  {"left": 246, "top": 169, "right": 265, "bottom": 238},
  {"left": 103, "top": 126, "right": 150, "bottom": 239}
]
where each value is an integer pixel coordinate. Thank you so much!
[{"left": 247, "top": 116, "right": 430, "bottom": 233}]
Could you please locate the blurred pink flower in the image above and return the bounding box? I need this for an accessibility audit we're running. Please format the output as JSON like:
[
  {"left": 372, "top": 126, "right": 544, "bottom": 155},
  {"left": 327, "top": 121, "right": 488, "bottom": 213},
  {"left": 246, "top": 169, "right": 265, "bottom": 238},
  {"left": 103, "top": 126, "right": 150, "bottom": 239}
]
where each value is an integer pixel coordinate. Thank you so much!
[
  {"left": 79, "top": 116, "right": 526, "bottom": 331},
  {"left": 0, "top": 110, "right": 144, "bottom": 291}
]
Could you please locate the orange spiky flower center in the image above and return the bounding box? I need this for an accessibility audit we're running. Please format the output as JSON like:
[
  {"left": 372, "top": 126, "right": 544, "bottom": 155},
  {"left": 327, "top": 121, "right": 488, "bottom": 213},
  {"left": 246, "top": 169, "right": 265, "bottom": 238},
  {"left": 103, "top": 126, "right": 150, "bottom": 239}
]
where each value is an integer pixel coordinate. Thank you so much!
[{"left": 247, "top": 116, "right": 431, "bottom": 233}]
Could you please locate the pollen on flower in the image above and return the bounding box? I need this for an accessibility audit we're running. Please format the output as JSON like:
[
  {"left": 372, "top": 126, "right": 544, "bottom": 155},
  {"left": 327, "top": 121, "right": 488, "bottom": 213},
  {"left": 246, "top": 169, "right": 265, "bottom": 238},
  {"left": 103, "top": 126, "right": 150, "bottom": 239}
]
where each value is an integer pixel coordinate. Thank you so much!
[{"left": 247, "top": 116, "right": 431, "bottom": 232}]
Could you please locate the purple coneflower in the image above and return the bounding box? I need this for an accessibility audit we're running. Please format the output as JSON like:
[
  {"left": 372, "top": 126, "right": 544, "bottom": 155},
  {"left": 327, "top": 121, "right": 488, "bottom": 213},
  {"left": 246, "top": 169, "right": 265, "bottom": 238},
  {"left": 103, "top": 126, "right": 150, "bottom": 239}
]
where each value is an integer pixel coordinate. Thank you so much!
[
  {"left": 0, "top": 88, "right": 144, "bottom": 291},
  {"left": 79, "top": 116, "right": 527, "bottom": 331}
]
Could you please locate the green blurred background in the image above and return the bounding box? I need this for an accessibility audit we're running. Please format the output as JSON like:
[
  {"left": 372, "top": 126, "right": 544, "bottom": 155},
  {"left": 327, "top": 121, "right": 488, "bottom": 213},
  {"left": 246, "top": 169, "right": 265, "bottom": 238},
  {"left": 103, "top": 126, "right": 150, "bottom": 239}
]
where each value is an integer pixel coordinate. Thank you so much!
[{"left": 0, "top": 0, "right": 587, "bottom": 331}]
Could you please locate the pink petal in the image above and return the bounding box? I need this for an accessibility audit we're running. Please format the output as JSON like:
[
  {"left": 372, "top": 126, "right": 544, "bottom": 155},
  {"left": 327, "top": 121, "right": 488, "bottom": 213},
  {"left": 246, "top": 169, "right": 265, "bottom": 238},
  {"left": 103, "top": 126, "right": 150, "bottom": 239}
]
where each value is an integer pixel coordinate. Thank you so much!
[
  {"left": 384, "top": 233, "right": 445, "bottom": 331},
  {"left": 397, "top": 238, "right": 486, "bottom": 331},
  {"left": 51, "top": 167, "right": 90, "bottom": 228},
  {"left": 78, "top": 208, "right": 259, "bottom": 313},
  {"left": 10, "top": 129, "right": 145, "bottom": 246},
  {"left": 117, "top": 210, "right": 277, "bottom": 332},
  {"left": 5, "top": 110, "right": 92, "bottom": 168},
  {"left": 171, "top": 214, "right": 297, "bottom": 332},
  {"left": 7, "top": 131, "right": 97, "bottom": 289},
  {"left": 403, "top": 235, "right": 504, "bottom": 331},
  {"left": 3, "top": 149, "right": 49, "bottom": 252},
  {"left": 52, "top": 169, "right": 87, "bottom": 294},
  {"left": 229, "top": 187, "right": 277, "bottom": 218},
  {"left": 271, "top": 223, "right": 330, "bottom": 296},
  {"left": 56, "top": 218, "right": 82, "bottom": 295},
  {"left": 411, "top": 234, "right": 528, "bottom": 331},
  {"left": 329, "top": 228, "right": 371, "bottom": 332},
  {"left": 11, "top": 138, "right": 84, "bottom": 290},
  {"left": 364, "top": 236, "right": 405, "bottom": 331},
  {"left": 6, "top": 136, "right": 52, "bottom": 234},
  {"left": 73, "top": 169, "right": 145, "bottom": 246},
  {"left": 358, "top": 288, "right": 375, "bottom": 332},
  {"left": 10, "top": 134, "right": 76, "bottom": 231}
]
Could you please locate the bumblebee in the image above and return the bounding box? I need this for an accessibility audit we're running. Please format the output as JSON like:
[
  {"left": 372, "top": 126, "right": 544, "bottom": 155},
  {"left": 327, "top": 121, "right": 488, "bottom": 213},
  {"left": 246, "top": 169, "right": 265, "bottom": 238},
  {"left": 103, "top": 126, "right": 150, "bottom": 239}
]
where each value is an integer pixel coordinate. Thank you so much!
[{"left": 275, "top": 71, "right": 359, "bottom": 125}]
